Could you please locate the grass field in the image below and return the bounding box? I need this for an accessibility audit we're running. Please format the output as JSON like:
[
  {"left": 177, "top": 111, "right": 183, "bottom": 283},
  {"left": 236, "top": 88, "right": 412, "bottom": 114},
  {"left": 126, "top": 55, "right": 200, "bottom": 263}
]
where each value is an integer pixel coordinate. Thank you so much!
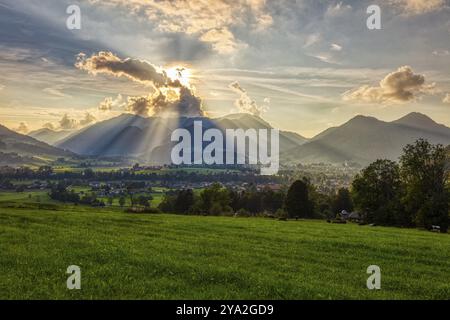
[{"left": 0, "top": 193, "right": 449, "bottom": 300}]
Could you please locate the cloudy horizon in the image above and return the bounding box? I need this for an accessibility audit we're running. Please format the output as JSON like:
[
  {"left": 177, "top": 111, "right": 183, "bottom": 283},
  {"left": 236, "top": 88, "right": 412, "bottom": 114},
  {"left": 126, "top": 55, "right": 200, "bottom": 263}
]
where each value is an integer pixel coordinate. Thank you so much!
[{"left": 0, "top": 0, "right": 449, "bottom": 137}]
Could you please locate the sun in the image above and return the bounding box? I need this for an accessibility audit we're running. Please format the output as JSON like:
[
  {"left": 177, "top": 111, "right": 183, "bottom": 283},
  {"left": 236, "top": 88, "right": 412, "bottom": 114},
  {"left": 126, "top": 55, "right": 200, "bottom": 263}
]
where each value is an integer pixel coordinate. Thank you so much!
[{"left": 166, "top": 66, "right": 192, "bottom": 87}]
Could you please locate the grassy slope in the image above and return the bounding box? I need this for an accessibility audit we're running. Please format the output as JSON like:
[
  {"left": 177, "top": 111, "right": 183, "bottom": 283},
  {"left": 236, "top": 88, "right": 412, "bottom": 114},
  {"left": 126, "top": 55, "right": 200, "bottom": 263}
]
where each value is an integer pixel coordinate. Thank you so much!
[{"left": 0, "top": 193, "right": 448, "bottom": 300}]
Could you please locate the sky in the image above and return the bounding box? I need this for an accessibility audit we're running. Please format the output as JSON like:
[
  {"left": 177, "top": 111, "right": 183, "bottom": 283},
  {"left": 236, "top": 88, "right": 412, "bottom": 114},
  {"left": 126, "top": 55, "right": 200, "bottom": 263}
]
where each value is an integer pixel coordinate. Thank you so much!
[{"left": 0, "top": 0, "right": 449, "bottom": 137}]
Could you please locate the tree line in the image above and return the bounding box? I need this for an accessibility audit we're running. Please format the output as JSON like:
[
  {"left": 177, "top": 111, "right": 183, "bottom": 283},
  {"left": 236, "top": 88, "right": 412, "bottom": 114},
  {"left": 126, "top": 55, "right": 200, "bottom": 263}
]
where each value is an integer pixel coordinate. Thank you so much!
[
  {"left": 352, "top": 139, "right": 449, "bottom": 232},
  {"left": 158, "top": 140, "right": 449, "bottom": 232},
  {"left": 0, "top": 166, "right": 278, "bottom": 184}
]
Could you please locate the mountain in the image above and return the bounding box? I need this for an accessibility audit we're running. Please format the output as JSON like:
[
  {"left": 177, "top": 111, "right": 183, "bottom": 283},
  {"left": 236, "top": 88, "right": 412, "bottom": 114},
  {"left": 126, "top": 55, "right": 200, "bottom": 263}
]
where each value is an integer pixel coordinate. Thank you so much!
[
  {"left": 283, "top": 113, "right": 450, "bottom": 165},
  {"left": 7, "top": 112, "right": 449, "bottom": 167},
  {"left": 57, "top": 113, "right": 308, "bottom": 164},
  {"left": 56, "top": 114, "right": 176, "bottom": 158},
  {"left": 28, "top": 128, "right": 74, "bottom": 145},
  {"left": 0, "top": 124, "right": 73, "bottom": 165},
  {"left": 393, "top": 112, "right": 450, "bottom": 137}
]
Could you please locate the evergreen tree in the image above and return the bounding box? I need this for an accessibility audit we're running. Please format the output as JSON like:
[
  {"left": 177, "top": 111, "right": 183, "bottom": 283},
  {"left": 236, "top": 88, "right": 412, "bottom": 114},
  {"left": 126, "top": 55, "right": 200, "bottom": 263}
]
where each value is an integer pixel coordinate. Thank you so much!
[{"left": 285, "top": 178, "right": 313, "bottom": 218}]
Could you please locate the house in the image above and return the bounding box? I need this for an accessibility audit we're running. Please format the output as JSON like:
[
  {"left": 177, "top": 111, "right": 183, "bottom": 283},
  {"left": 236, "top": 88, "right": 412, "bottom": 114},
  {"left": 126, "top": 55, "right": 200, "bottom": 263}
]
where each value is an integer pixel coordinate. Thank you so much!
[
  {"left": 338, "top": 210, "right": 350, "bottom": 220},
  {"left": 337, "top": 210, "right": 362, "bottom": 222},
  {"left": 348, "top": 211, "right": 362, "bottom": 222}
]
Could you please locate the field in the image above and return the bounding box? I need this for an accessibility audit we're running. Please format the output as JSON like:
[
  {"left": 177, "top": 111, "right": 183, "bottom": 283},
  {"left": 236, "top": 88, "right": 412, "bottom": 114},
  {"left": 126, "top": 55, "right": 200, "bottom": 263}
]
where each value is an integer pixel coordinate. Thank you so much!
[{"left": 0, "top": 192, "right": 449, "bottom": 300}]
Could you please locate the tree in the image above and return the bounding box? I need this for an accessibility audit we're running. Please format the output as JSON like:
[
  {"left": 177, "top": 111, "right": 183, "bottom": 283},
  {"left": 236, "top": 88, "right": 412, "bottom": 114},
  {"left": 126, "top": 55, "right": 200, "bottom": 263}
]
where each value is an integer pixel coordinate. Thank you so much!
[
  {"left": 107, "top": 197, "right": 114, "bottom": 206},
  {"left": 174, "top": 189, "right": 195, "bottom": 214},
  {"left": 159, "top": 193, "right": 176, "bottom": 213},
  {"left": 37, "top": 166, "right": 53, "bottom": 177},
  {"left": 285, "top": 178, "right": 313, "bottom": 218},
  {"left": 332, "top": 188, "right": 354, "bottom": 214},
  {"left": 261, "top": 188, "right": 285, "bottom": 214},
  {"left": 118, "top": 196, "right": 126, "bottom": 208},
  {"left": 400, "top": 139, "right": 449, "bottom": 232},
  {"left": 352, "top": 159, "right": 403, "bottom": 225},
  {"left": 199, "top": 183, "right": 231, "bottom": 215},
  {"left": 307, "top": 184, "right": 330, "bottom": 218},
  {"left": 124, "top": 182, "right": 146, "bottom": 207},
  {"left": 137, "top": 195, "right": 152, "bottom": 208}
]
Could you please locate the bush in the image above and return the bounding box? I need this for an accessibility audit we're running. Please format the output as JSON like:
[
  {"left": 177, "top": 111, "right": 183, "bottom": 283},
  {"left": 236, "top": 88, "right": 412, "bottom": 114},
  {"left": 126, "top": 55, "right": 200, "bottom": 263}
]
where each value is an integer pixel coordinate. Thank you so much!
[
  {"left": 275, "top": 208, "right": 288, "bottom": 219},
  {"left": 235, "top": 208, "right": 251, "bottom": 217},
  {"left": 209, "top": 202, "right": 223, "bottom": 215},
  {"left": 125, "top": 207, "right": 161, "bottom": 214}
]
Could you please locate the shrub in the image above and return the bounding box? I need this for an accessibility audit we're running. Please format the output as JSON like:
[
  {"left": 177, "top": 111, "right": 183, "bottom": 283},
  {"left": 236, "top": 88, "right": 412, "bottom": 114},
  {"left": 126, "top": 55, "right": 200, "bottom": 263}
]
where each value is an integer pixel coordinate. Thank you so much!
[{"left": 125, "top": 207, "right": 161, "bottom": 214}]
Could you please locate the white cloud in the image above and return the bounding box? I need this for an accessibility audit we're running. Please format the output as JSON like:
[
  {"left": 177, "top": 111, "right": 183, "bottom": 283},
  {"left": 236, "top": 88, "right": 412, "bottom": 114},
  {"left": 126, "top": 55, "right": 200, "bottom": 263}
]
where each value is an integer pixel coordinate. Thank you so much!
[
  {"left": 311, "top": 53, "right": 340, "bottom": 65},
  {"left": 88, "top": 0, "right": 272, "bottom": 55},
  {"left": 343, "top": 66, "right": 436, "bottom": 104},
  {"left": 389, "top": 0, "right": 445, "bottom": 15},
  {"left": 325, "top": 2, "right": 352, "bottom": 17},
  {"left": 331, "top": 43, "right": 343, "bottom": 51},
  {"left": 43, "top": 87, "right": 72, "bottom": 99},
  {"left": 229, "top": 81, "right": 268, "bottom": 116},
  {"left": 200, "top": 28, "right": 244, "bottom": 55},
  {"left": 443, "top": 93, "right": 450, "bottom": 104},
  {"left": 432, "top": 50, "right": 450, "bottom": 56},
  {"left": 98, "top": 94, "right": 126, "bottom": 112}
]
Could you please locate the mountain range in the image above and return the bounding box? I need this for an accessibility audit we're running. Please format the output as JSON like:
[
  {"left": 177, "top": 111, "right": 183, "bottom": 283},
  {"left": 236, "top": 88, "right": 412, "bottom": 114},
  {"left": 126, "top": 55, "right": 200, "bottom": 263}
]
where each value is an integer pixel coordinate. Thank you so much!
[
  {"left": 1, "top": 111, "right": 448, "bottom": 167},
  {"left": 55, "top": 113, "right": 308, "bottom": 164},
  {"left": 0, "top": 124, "right": 72, "bottom": 165},
  {"left": 283, "top": 112, "right": 450, "bottom": 165},
  {"left": 28, "top": 128, "right": 74, "bottom": 145}
]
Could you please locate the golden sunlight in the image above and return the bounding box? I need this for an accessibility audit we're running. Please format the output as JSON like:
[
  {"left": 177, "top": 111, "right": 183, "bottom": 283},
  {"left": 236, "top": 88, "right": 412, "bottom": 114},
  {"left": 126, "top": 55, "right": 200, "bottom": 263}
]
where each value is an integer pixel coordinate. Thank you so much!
[{"left": 166, "top": 66, "right": 192, "bottom": 87}]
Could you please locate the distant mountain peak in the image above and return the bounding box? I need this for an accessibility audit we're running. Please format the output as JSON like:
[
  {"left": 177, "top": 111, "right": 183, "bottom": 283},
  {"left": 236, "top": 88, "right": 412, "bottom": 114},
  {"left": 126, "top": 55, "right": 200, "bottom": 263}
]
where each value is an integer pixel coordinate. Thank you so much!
[
  {"left": 28, "top": 128, "right": 56, "bottom": 135},
  {"left": 0, "top": 123, "right": 72, "bottom": 162},
  {"left": 283, "top": 112, "right": 450, "bottom": 166},
  {"left": 350, "top": 115, "right": 379, "bottom": 122},
  {"left": 222, "top": 112, "right": 262, "bottom": 120},
  {"left": 343, "top": 115, "right": 381, "bottom": 127},
  {"left": 393, "top": 112, "right": 436, "bottom": 127}
]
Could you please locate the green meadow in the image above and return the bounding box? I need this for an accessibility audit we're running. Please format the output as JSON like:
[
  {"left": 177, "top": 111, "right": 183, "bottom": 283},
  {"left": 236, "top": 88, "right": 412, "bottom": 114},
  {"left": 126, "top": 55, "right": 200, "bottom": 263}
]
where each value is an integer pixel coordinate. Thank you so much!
[{"left": 0, "top": 192, "right": 448, "bottom": 300}]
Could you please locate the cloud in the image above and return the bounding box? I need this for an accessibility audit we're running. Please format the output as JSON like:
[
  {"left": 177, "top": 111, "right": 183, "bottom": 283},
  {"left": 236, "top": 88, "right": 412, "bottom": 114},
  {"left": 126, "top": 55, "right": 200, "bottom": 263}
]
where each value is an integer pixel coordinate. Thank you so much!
[
  {"left": 432, "top": 50, "right": 450, "bottom": 56},
  {"left": 125, "top": 96, "right": 151, "bottom": 117},
  {"left": 200, "top": 28, "right": 243, "bottom": 55},
  {"left": 43, "top": 123, "right": 55, "bottom": 130},
  {"left": 76, "top": 52, "right": 179, "bottom": 88},
  {"left": 88, "top": 0, "right": 272, "bottom": 54},
  {"left": 0, "top": 84, "right": 4, "bottom": 91},
  {"left": 43, "top": 87, "right": 72, "bottom": 99},
  {"left": 325, "top": 2, "right": 352, "bottom": 17},
  {"left": 389, "top": 0, "right": 446, "bottom": 15},
  {"left": 59, "top": 114, "right": 78, "bottom": 130},
  {"left": 330, "top": 43, "right": 343, "bottom": 51},
  {"left": 79, "top": 112, "right": 97, "bottom": 126},
  {"left": 229, "top": 81, "right": 268, "bottom": 116},
  {"left": 443, "top": 93, "right": 450, "bottom": 104},
  {"left": 312, "top": 54, "right": 339, "bottom": 65},
  {"left": 41, "top": 113, "right": 97, "bottom": 131},
  {"left": 303, "top": 34, "right": 321, "bottom": 48},
  {"left": 77, "top": 52, "right": 205, "bottom": 117},
  {"left": 15, "top": 122, "right": 29, "bottom": 134},
  {"left": 343, "top": 66, "right": 436, "bottom": 104},
  {"left": 98, "top": 94, "right": 126, "bottom": 112},
  {"left": 125, "top": 87, "right": 203, "bottom": 117}
]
